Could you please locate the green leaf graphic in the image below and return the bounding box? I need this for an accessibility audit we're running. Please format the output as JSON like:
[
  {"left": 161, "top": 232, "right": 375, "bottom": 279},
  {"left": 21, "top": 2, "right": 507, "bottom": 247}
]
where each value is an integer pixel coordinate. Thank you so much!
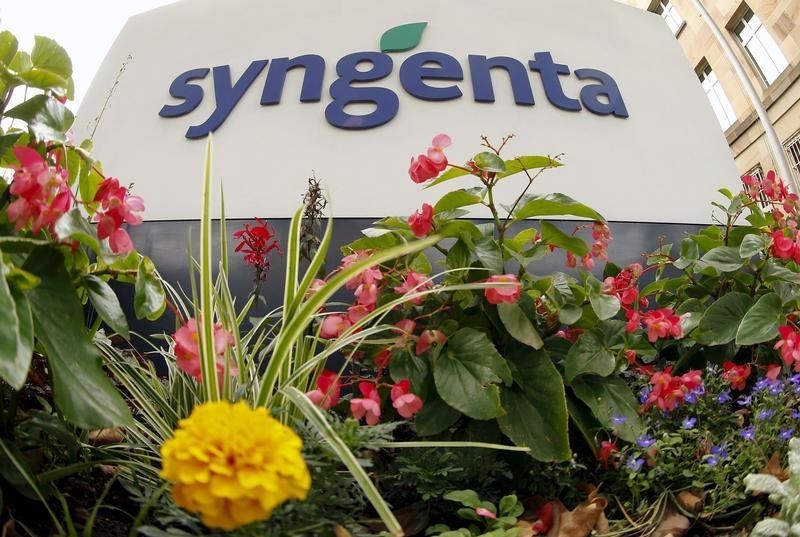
[{"left": 380, "top": 22, "right": 428, "bottom": 53}]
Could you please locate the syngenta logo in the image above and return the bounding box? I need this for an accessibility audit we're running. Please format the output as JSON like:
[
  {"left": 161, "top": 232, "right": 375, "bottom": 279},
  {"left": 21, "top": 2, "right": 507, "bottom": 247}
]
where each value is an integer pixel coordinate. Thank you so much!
[{"left": 159, "top": 23, "right": 629, "bottom": 139}]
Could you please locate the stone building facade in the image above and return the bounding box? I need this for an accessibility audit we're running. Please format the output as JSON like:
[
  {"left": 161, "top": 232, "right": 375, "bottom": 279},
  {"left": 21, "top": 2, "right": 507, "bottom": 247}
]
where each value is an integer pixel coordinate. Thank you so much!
[{"left": 619, "top": 0, "right": 800, "bottom": 184}]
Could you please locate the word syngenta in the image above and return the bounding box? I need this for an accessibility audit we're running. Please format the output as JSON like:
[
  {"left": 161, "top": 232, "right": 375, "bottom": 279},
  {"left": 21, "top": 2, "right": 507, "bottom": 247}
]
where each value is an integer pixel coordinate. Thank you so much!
[{"left": 159, "top": 51, "right": 629, "bottom": 139}]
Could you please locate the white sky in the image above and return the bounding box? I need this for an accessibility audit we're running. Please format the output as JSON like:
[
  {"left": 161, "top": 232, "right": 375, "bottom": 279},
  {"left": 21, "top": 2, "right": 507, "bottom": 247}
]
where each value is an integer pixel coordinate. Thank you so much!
[{"left": 1, "top": 0, "right": 177, "bottom": 108}]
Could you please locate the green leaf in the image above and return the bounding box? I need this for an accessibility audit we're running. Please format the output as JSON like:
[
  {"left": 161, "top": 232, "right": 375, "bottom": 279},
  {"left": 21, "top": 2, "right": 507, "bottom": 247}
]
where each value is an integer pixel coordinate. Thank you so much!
[
  {"left": 0, "top": 31, "right": 19, "bottom": 66},
  {"left": 78, "top": 163, "right": 103, "bottom": 210},
  {"left": 763, "top": 260, "right": 800, "bottom": 284},
  {"left": 474, "top": 151, "right": 506, "bottom": 173},
  {"left": 673, "top": 238, "right": 699, "bottom": 270},
  {"left": 474, "top": 236, "right": 503, "bottom": 274},
  {"left": 497, "top": 302, "right": 543, "bottom": 349},
  {"left": 22, "top": 35, "right": 72, "bottom": 90},
  {"left": 558, "top": 303, "right": 582, "bottom": 325},
  {"left": 694, "top": 292, "right": 753, "bottom": 346},
  {"left": 9, "top": 51, "right": 32, "bottom": 74},
  {"left": 586, "top": 273, "right": 620, "bottom": 320},
  {"left": 4, "top": 94, "right": 74, "bottom": 142},
  {"left": 739, "top": 234, "right": 766, "bottom": 259},
  {"left": 540, "top": 221, "right": 588, "bottom": 256},
  {"left": 0, "top": 261, "right": 25, "bottom": 389},
  {"left": 735, "top": 293, "right": 781, "bottom": 345},
  {"left": 84, "top": 276, "right": 130, "bottom": 340},
  {"left": 413, "top": 392, "right": 461, "bottom": 436},
  {"left": 424, "top": 166, "right": 472, "bottom": 189},
  {"left": 380, "top": 22, "right": 427, "bottom": 52},
  {"left": 408, "top": 252, "right": 432, "bottom": 274},
  {"left": 699, "top": 246, "right": 744, "bottom": 273},
  {"left": 433, "top": 328, "right": 511, "bottom": 420},
  {"left": 434, "top": 189, "right": 483, "bottom": 213},
  {"left": 0, "top": 133, "right": 22, "bottom": 160},
  {"left": 4, "top": 285, "right": 34, "bottom": 390},
  {"left": 443, "top": 490, "right": 482, "bottom": 509},
  {"left": 23, "top": 246, "right": 132, "bottom": 428},
  {"left": 497, "top": 348, "right": 570, "bottom": 461},
  {"left": 571, "top": 374, "right": 643, "bottom": 443},
  {"left": 54, "top": 209, "right": 101, "bottom": 253},
  {"left": 514, "top": 193, "right": 604, "bottom": 221},
  {"left": 564, "top": 329, "right": 615, "bottom": 384},
  {"left": 497, "top": 155, "right": 561, "bottom": 179},
  {"left": 134, "top": 257, "right": 166, "bottom": 321}
]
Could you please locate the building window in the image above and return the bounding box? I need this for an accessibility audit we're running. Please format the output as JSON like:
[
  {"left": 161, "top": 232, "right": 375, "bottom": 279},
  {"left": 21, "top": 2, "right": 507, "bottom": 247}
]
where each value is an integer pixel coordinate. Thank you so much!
[
  {"left": 786, "top": 130, "right": 800, "bottom": 182},
  {"left": 733, "top": 7, "right": 789, "bottom": 85},
  {"left": 697, "top": 62, "right": 737, "bottom": 130},
  {"left": 654, "top": 1, "right": 685, "bottom": 36}
]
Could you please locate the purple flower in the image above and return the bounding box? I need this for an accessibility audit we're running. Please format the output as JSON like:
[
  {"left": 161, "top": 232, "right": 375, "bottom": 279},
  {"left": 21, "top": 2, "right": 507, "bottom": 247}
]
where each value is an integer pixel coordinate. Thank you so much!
[
  {"left": 636, "top": 434, "right": 656, "bottom": 449},
  {"left": 792, "top": 409, "right": 800, "bottom": 420},
  {"left": 769, "top": 381, "right": 784, "bottom": 396},
  {"left": 710, "top": 442, "right": 729, "bottom": 458},
  {"left": 684, "top": 388, "right": 703, "bottom": 405},
  {"left": 736, "top": 395, "right": 752, "bottom": 407},
  {"left": 788, "top": 373, "right": 800, "bottom": 385},
  {"left": 639, "top": 387, "right": 651, "bottom": 405},
  {"left": 780, "top": 428, "right": 794, "bottom": 441},
  {"left": 611, "top": 413, "right": 627, "bottom": 425},
  {"left": 752, "top": 378, "right": 770, "bottom": 393},
  {"left": 741, "top": 425, "right": 756, "bottom": 441},
  {"left": 682, "top": 416, "right": 697, "bottom": 430},
  {"left": 626, "top": 456, "right": 644, "bottom": 472},
  {"left": 756, "top": 409, "right": 775, "bottom": 421},
  {"left": 717, "top": 390, "right": 732, "bottom": 404},
  {"left": 706, "top": 455, "right": 719, "bottom": 468}
]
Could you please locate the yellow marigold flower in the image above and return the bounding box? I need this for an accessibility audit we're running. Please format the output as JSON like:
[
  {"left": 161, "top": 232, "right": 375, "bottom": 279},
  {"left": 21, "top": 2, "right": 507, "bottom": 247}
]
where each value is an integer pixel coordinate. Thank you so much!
[{"left": 160, "top": 401, "right": 311, "bottom": 530}]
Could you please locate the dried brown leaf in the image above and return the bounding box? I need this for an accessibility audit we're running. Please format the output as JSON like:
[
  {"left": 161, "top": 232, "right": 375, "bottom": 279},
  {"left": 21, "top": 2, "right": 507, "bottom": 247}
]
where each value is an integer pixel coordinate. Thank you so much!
[
  {"left": 676, "top": 491, "right": 703, "bottom": 514},
  {"left": 762, "top": 452, "right": 790, "bottom": 481},
  {"left": 652, "top": 506, "right": 690, "bottom": 537},
  {"left": 88, "top": 427, "right": 124, "bottom": 445}
]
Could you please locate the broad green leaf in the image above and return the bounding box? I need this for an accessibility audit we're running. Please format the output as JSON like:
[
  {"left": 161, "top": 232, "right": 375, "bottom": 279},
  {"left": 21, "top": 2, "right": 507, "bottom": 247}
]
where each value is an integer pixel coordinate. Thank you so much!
[
  {"left": 84, "top": 276, "right": 130, "bottom": 340},
  {"left": 694, "top": 292, "right": 752, "bottom": 346},
  {"left": 739, "top": 234, "right": 765, "bottom": 259},
  {"left": 433, "top": 328, "right": 511, "bottom": 420},
  {"left": 571, "top": 374, "right": 643, "bottom": 442},
  {"left": 380, "top": 22, "right": 427, "bottom": 52},
  {"left": 676, "top": 298, "right": 705, "bottom": 335},
  {"left": 505, "top": 228, "right": 538, "bottom": 252},
  {"left": 564, "top": 329, "right": 615, "bottom": 383},
  {"left": 443, "top": 490, "right": 482, "bottom": 509},
  {"left": 673, "top": 238, "right": 699, "bottom": 270},
  {"left": 0, "top": 259, "right": 24, "bottom": 388},
  {"left": 5, "top": 94, "right": 74, "bottom": 142},
  {"left": 763, "top": 260, "right": 800, "bottom": 284},
  {"left": 497, "top": 155, "right": 561, "bottom": 179},
  {"left": 436, "top": 220, "right": 482, "bottom": 241},
  {"left": 134, "top": 256, "right": 166, "bottom": 321},
  {"left": 23, "top": 246, "right": 132, "bottom": 428},
  {"left": 444, "top": 238, "right": 471, "bottom": 270},
  {"left": 54, "top": 209, "right": 101, "bottom": 253},
  {"left": 0, "top": 133, "right": 22, "bottom": 160},
  {"left": 558, "top": 303, "right": 582, "bottom": 325},
  {"left": 424, "top": 166, "right": 471, "bottom": 189},
  {"left": 21, "top": 35, "right": 72, "bottom": 90},
  {"left": 408, "top": 252, "right": 432, "bottom": 274},
  {"left": 0, "top": 31, "right": 18, "bottom": 66},
  {"left": 5, "top": 286, "right": 34, "bottom": 390},
  {"left": 735, "top": 293, "right": 781, "bottom": 345},
  {"left": 78, "top": 163, "right": 103, "bottom": 210},
  {"left": 497, "top": 348, "right": 570, "bottom": 461},
  {"left": 540, "top": 221, "right": 588, "bottom": 256},
  {"left": 474, "top": 236, "right": 503, "bottom": 274},
  {"left": 474, "top": 151, "right": 506, "bottom": 173},
  {"left": 699, "top": 246, "right": 744, "bottom": 273},
  {"left": 413, "top": 392, "right": 461, "bottom": 436},
  {"left": 690, "top": 226, "right": 723, "bottom": 252},
  {"left": 497, "top": 302, "right": 543, "bottom": 349},
  {"left": 640, "top": 276, "right": 687, "bottom": 297},
  {"left": 586, "top": 273, "right": 620, "bottom": 320},
  {"left": 434, "top": 189, "right": 483, "bottom": 213},
  {"left": 9, "top": 51, "right": 32, "bottom": 74},
  {"left": 0, "top": 236, "right": 49, "bottom": 253},
  {"left": 514, "top": 193, "right": 604, "bottom": 221},
  {"left": 645, "top": 243, "right": 672, "bottom": 266}
]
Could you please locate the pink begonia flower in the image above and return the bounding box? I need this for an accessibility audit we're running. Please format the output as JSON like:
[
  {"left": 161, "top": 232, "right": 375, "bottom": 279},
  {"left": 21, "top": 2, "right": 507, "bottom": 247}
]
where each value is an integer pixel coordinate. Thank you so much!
[
  {"left": 351, "top": 382, "right": 382, "bottom": 425},
  {"left": 392, "top": 319, "right": 417, "bottom": 349},
  {"left": 375, "top": 348, "right": 392, "bottom": 368},
  {"left": 306, "top": 370, "right": 342, "bottom": 410},
  {"left": 390, "top": 379, "right": 423, "bottom": 419},
  {"left": 92, "top": 177, "right": 145, "bottom": 254},
  {"left": 306, "top": 278, "right": 326, "bottom": 298},
  {"left": 8, "top": 146, "right": 72, "bottom": 234},
  {"left": 625, "top": 309, "right": 641, "bottom": 333},
  {"left": 766, "top": 363, "right": 782, "bottom": 380},
  {"left": 347, "top": 304, "right": 372, "bottom": 324},
  {"left": 408, "top": 203, "right": 434, "bottom": 238},
  {"left": 320, "top": 314, "right": 351, "bottom": 339},
  {"left": 565, "top": 251, "right": 577, "bottom": 268},
  {"left": 581, "top": 254, "right": 595, "bottom": 270},
  {"left": 394, "top": 271, "right": 432, "bottom": 305},
  {"left": 775, "top": 325, "right": 800, "bottom": 368},
  {"left": 475, "top": 508, "right": 496, "bottom": 519},
  {"left": 354, "top": 281, "right": 379, "bottom": 307},
  {"left": 172, "top": 317, "right": 235, "bottom": 383},
  {"left": 415, "top": 330, "right": 446, "bottom": 355},
  {"left": 484, "top": 274, "right": 521, "bottom": 304},
  {"left": 408, "top": 134, "right": 451, "bottom": 183},
  {"left": 641, "top": 308, "right": 683, "bottom": 343},
  {"left": 772, "top": 230, "right": 794, "bottom": 260}
]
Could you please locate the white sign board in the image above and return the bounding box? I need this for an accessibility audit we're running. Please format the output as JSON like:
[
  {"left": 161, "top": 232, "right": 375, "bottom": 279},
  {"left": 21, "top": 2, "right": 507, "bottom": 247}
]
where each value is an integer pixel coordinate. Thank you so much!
[{"left": 75, "top": 0, "right": 740, "bottom": 223}]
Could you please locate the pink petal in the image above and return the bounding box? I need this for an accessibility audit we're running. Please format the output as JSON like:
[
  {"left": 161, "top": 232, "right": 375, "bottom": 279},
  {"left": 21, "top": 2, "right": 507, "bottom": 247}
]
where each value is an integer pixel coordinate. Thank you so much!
[{"left": 431, "top": 133, "right": 451, "bottom": 149}]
